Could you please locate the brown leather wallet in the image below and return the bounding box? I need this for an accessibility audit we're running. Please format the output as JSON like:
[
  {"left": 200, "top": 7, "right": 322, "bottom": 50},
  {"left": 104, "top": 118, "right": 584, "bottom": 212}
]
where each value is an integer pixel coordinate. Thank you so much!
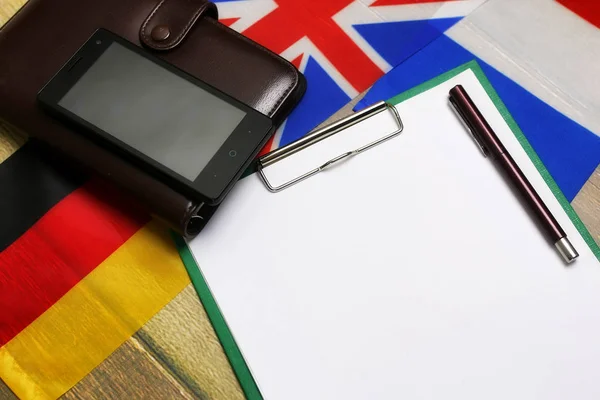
[{"left": 0, "top": 0, "right": 306, "bottom": 237}]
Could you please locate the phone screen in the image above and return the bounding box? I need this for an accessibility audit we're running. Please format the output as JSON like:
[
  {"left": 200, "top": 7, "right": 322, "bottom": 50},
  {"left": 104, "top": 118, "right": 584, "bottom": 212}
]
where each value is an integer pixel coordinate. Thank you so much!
[{"left": 58, "top": 42, "right": 247, "bottom": 181}]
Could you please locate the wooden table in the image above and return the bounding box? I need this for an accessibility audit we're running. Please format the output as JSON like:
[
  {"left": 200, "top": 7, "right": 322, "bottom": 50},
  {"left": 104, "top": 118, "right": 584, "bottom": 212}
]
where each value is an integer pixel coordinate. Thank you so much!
[{"left": 1, "top": 0, "right": 598, "bottom": 398}]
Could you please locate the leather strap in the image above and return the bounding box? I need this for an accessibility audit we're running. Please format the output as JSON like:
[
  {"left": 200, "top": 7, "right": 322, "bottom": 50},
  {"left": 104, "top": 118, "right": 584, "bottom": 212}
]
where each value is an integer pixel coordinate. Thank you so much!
[{"left": 140, "top": 0, "right": 218, "bottom": 51}]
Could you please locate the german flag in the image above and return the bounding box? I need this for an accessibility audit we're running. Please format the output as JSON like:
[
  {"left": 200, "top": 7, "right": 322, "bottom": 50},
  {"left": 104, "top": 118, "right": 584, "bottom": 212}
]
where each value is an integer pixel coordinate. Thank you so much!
[{"left": 0, "top": 125, "right": 190, "bottom": 397}]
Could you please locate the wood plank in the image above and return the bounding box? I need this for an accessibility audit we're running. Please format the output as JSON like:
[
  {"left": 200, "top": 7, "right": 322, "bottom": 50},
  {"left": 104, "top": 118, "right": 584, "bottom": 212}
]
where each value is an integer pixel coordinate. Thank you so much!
[
  {"left": 572, "top": 166, "right": 600, "bottom": 246},
  {"left": 1, "top": 1, "right": 598, "bottom": 399},
  {"left": 61, "top": 339, "right": 196, "bottom": 400},
  {"left": 0, "top": 121, "right": 27, "bottom": 164},
  {"left": 0, "top": 0, "right": 30, "bottom": 164},
  {"left": 0, "top": 1, "right": 36, "bottom": 395},
  {"left": 0, "top": 0, "right": 28, "bottom": 166},
  {"left": 0, "top": 3, "right": 214, "bottom": 399},
  {"left": 0, "top": 379, "right": 18, "bottom": 400},
  {"left": 0, "top": 0, "right": 26, "bottom": 27},
  {"left": 136, "top": 285, "right": 244, "bottom": 400}
]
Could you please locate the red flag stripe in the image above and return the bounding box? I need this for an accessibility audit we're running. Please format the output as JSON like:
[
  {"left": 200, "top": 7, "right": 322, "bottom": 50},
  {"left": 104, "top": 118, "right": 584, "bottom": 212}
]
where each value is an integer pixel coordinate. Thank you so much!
[
  {"left": 557, "top": 0, "right": 600, "bottom": 29},
  {"left": 0, "top": 178, "right": 149, "bottom": 346},
  {"left": 259, "top": 136, "right": 275, "bottom": 157},
  {"left": 241, "top": 0, "right": 382, "bottom": 92}
]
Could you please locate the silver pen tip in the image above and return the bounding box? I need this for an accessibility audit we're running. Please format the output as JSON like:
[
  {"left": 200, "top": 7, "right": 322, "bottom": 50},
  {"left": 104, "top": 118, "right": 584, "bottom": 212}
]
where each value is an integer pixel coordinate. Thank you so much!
[{"left": 555, "top": 237, "right": 579, "bottom": 264}]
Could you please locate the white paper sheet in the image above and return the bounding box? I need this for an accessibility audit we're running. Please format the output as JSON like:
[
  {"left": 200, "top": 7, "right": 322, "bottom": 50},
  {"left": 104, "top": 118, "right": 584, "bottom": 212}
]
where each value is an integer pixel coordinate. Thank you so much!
[{"left": 189, "top": 69, "right": 600, "bottom": 400}]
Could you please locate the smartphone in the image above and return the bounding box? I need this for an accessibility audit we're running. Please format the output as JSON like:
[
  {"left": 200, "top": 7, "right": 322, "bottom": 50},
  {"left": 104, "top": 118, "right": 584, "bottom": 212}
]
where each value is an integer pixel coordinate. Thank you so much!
[{"left": 38, "top": 29, "right": 274, "bottom": 205}]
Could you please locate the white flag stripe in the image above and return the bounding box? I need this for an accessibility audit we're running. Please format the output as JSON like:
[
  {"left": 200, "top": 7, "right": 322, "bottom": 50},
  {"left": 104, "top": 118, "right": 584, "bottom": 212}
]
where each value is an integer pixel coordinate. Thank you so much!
[
  {"left": 333, "top": 2, "right": 393, "bottom": 72},
  {"left": 359, "top": 0, "right": 486, "bottom": 24},
  {"left": 447, "top": 0, "right": 600, "bottom": 137},
  {"left": 333, "top": 0, "right": 487, "bottom": 74},
  {"left": 432, "top": 0, "right": 488, "bottom": 20},
  {"left": 216, "top": 0, "right": 278, "bottom": 32}
]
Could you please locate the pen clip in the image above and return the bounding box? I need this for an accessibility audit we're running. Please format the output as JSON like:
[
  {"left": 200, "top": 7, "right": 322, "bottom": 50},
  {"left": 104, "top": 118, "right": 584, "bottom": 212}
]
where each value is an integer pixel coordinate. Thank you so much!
[{"left": 449, "top": 96, "right": 489, "bottom": 158}]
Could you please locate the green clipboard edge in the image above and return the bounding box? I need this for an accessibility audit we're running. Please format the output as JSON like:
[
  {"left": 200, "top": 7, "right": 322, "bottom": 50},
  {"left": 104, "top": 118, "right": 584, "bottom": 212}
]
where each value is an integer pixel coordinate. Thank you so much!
[
  {"left": 173, "top": 232, "right": 263, "bottom": 400},
  {"left": 173, "top": 60, "right": 600, "bottom": 400},
  {"left": 418, "top": 61, "right": 600, "bottom": 261}
]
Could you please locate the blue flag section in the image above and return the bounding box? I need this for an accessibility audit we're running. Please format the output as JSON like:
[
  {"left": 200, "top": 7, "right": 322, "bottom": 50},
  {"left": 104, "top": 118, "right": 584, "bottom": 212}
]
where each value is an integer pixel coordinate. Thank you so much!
[
  {"left": 354, "top": 18, "right": 461, "bottom": 68},
  {"left": 281, "top": 57, "right": 352, "bottom": 145},
  {"left": 212, "top": 0, "right": 481, "bottom": 150},
  {"left": 277, "top": 16, "right": 467, "bottom": 147},
  {"left": 357, "top": 35, "right": 600, "bottom": 202}
]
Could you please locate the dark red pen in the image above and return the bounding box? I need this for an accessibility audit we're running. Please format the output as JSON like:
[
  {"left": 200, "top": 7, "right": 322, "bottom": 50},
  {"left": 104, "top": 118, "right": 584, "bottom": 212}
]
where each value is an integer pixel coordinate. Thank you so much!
[{"left": 449, "top": 85, "right": 578, "bottom": 264}]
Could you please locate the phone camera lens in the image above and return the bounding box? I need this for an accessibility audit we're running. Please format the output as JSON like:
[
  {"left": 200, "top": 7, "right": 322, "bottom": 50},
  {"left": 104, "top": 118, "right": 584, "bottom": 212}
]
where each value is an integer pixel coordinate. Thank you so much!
[
  {"left": 95, "top": 40, "right": 102, "bottom": 45},
  {"left": 229, "top": 150, "right": 237, "bottom": 157}
]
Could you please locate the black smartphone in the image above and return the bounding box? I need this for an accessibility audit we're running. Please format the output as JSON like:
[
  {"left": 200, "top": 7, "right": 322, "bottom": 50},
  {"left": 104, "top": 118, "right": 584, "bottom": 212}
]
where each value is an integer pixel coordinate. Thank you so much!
[{"left": 38, "top": 29, "right": 274, "bottom": 205}]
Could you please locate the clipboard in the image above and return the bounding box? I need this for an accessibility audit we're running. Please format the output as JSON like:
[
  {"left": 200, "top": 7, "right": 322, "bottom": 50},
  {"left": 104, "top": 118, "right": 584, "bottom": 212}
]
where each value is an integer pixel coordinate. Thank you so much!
[
  {"left": 257, "top": 101, "right": 403, "bottom": 193},
  {"left": 178, "top": 61, "right": 600, "bottom": 400}
]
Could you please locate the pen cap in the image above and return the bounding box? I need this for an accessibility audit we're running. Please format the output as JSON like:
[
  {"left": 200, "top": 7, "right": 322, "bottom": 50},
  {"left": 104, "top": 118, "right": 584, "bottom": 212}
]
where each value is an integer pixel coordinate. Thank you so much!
[{"left": 555, "top": 237, "right": 579, "bottom": 264}]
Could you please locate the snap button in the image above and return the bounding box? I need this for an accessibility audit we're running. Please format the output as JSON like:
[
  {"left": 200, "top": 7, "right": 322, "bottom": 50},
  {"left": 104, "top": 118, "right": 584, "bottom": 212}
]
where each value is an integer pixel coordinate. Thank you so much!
[
  {"left": 139, "top": 0, "right": 217, "bottom": 51},
  {"left": 151, "top": 25, "right": 171, "bottom": 42}
]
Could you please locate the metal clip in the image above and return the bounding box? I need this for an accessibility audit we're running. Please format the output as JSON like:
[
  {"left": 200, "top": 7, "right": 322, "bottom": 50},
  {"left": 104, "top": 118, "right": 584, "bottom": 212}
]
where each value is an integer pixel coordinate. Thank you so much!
[{"left": 257, "top": 101, "right": 404, "bottom": 193}]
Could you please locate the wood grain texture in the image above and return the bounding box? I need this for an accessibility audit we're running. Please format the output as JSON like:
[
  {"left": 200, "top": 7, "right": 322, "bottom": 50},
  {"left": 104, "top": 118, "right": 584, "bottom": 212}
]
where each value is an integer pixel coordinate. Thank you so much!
[
  {"left": 1, "top": 0, "right": 599, "bottom": 399},
  {"left": 62, "top": 339, "right": 195, "bottom": 400},
  {"left": 0, "top": 379, "right": 18, "bottom": 400},
  {"left": 1, "top": 3, "right": 29, "bottom": 399},
  {"left": 137, "top": 286, "right": 244, "bottom": 400},
  {"left": 0, "top": 118, "right": 27, "bottom": 164},
  {"left": 573, "top": 166, "right": 600, "bottom": 246},
  {"left": 0, "top": 2, "right": 235, "bottom": 399},
  {"left": 56, "top": 283, "right": 241, "bottom": 400},
  {"left": 0, "top": 0, "right": 25, "bottom": 26},
  {"left": 0, "top": 0, "right": 30, "bottom": 164}
]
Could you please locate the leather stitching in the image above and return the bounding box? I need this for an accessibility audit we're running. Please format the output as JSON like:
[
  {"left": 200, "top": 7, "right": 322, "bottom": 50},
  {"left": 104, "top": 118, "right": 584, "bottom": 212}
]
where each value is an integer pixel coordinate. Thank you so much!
[
  {"left": 170, "top": 3, "right": 214, "bottom": 48},
  {"left": 207, "top": 18, "right": 299, "bottom": 116},
  {"left": 142, "top": 0, "right": 215, "bottom": 50},
  {"left": 140, "top": 0, "right": 167, "bottom": 45}
]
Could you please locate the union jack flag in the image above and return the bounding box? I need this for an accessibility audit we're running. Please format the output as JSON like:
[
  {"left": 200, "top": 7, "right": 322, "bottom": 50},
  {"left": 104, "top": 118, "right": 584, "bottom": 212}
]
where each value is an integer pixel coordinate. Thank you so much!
[{"left": 214, "top": 0, "right": 486, "bottom": 149}]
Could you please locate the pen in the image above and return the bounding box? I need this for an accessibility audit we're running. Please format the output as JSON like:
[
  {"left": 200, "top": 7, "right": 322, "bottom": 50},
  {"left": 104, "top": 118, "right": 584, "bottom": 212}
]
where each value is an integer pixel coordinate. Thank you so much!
[{"left": 449, "top": 85, "right": 578, "bottom": 264}]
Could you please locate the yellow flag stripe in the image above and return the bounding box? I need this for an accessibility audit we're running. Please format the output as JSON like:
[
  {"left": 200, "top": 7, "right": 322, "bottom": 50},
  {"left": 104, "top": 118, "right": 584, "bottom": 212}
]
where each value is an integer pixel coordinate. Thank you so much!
[{"left": 0, "top": 221, "right": 190, "bottom": 400}]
